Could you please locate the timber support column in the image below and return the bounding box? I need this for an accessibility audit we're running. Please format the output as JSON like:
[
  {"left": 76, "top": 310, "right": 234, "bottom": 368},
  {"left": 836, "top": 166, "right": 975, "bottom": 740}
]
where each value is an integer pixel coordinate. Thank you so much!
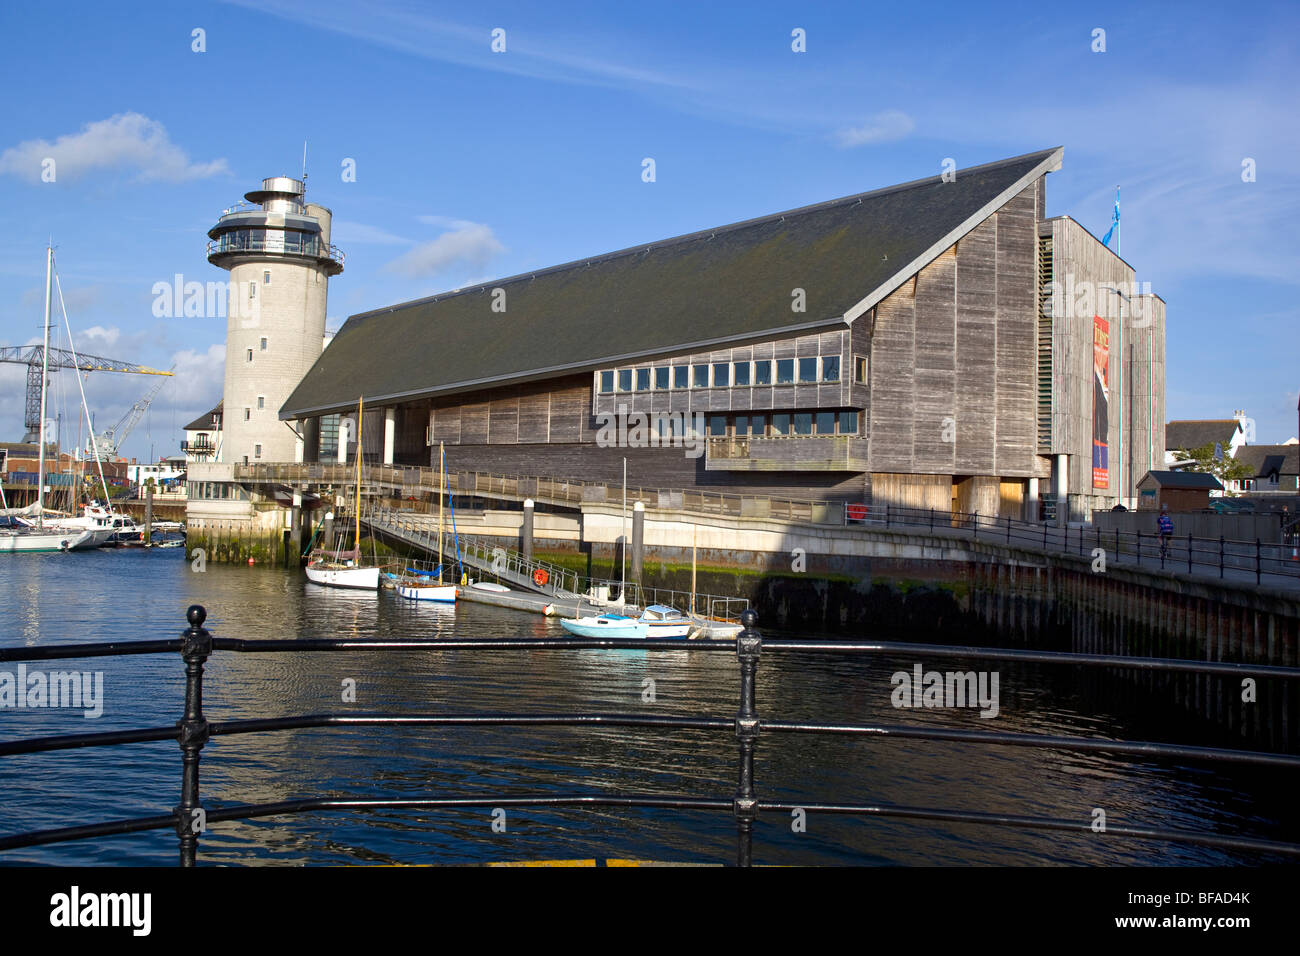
[
  {"left": 522, "top": 498, "right": 534, "bottom": 562},
  {"left": 144, "top": 482, "right": 154, "bottom": 545},
  {"left": 1027, "top": 477, "right": 1039, "bottom": 522},
  {"left": 289, "top": 487, "right": 303, "bottom": 567},
  {"left": 1055, "top": 454, "right": 1069, "bottom": 527},
  {"left": 632, "top": 500, "right": 645, "bottom": 586},
  {"left": 383, "top": 407, "right": 396, "bottom": 465}
]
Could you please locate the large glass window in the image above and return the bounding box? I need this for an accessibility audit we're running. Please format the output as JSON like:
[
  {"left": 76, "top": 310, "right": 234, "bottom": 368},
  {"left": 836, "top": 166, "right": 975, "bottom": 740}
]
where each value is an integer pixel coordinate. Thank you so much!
[
  {"left": 798, "top": 357, "right": 818, "bottom": 383},
  {"left": 754, "top": 361, "right": 772, "bottom": 385},
  {"left": 733, "top": 362, "right": 750, "bottom": 386},
  {"left": 735, "top": 415, "right": 749, "bottom": 435},
  {"left": 854, "top": 357, "right": 868, "bottom": 383},
  {"left": 776, "top": 359, "right": 795, "bottom": 384},
  {"left": 816, "top": 411, "right": 836, "bottom": 434},
  {"left": 673, "top": 366, "right": 689, "bottom": 389},
  {"left": 794, "top": 412, "right": 814, "bottom": 434},
  {"left": 709, "top": 415, "right": 727, "bottom": 436},
  {"left": 655, "top": 367, "right": 670, "bottom": 390},
  {"left": 772, "top": 413, "right": 791, "bottom": 435},
  {"left": 618, "top": 369, "right": 632, "bottom": 392},
  {"left": 692, "top": 364, "right": 709, "bottom": 388},
  {"left": 839, "top": 411, "right": 859, "bottom": 435},
  {"left": 599, "top": 371, "right": 614, "bottom": 394},
  {"left": 712, "top": 363, "right": 730, "bottom": 387},
  {"left": 822, "top": 356, "right": 840, "bottom": 382},
  {"left": 636, "top": 368, "right": 651, "bottom": 391},
  {"left": 750, "top": 414, "right": 766, "bottom": 436}
]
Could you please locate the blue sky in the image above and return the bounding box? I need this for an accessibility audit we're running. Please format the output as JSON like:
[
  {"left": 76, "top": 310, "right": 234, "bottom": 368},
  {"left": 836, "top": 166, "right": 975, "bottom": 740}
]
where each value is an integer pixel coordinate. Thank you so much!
[{"left": 1, "top": 0, "right": 1297, "bottom": 461}]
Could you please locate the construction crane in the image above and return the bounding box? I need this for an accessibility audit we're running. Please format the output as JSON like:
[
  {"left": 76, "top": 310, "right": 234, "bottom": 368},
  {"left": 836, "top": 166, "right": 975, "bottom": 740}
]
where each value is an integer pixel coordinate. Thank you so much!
[
  {"left": 0, "top": 345, "right": 173, "bottom": 443},
  {"left": 86, "top": 369, "right": 175, "bottom": 458}
]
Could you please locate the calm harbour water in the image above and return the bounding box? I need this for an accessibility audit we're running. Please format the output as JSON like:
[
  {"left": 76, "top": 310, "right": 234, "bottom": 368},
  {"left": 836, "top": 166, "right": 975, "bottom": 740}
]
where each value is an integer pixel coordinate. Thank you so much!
[{"left": 0, "top": 548, "right": 1293, "bottom": 866}]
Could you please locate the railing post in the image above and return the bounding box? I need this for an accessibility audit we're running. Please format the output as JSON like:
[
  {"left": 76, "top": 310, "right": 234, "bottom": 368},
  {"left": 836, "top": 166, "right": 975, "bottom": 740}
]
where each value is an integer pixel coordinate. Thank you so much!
[
  {"left": 1187, "top": 534, "right": 1193, "bottom": 574},
  {"left": 1219, "top": 535, "right": 1225, "bottom": 579},
  {"left": 1007, "top": 515, "right": 1011, "bottom": 544},
  {"left": 930, "top": 508, "right": 934, "bottom": 532},
  {"left": 175, "top": 605, "right": 212, "bottom": 867},
  {"left": 1256, "top": 539, "right": 1261, "bottom": 585},
  {"left": 1137, "top": 530, "right": 1142, "bottom": 565},
  {"left": 1115, "top": 528, "right": 1119, "bottom": 562},
  {"left": 973, "top": 511, "right": 978, "bottom": 540},
  {"left": 734, "top": 609, "right": 761, "bottom": 868}
]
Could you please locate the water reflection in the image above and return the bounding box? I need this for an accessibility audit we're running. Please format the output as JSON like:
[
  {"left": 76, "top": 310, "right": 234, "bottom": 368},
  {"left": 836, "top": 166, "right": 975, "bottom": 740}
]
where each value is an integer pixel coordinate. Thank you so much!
[{"left": 0, "top": 550, "right": 1293, "bottom": 865}]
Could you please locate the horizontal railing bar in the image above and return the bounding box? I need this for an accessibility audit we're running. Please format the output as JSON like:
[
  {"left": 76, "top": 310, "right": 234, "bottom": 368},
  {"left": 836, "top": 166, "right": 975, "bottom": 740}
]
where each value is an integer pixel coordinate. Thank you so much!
[
  {"left": 761, "top": 721, "right": 1300, "bottom": 768},
  {"left": 755, "top": 801, "right": 1300, "bottom": 857},
  {"left": 209, "top": 637, "right": 736, "bottom": 652},
  {"left": 207, "top": 713, "right": 733, "bottom": 736},
  {"left": 0, "top": 813, "right": 179, "bottom": 852},
  {"left": 759, "top": 640, "right": 1300, "bottom": 678},
  {"left": 8, "top": 792, "right": 1296, "bottom": 859},
  {"left": 0, "top": 726, "right": 178, "bottom": 757},
  {"left": 0, "top": 639, "right": 181, "bottom": 663},
  {"left": 3, "top": 636, "right": 1295, "bottom": 681}
]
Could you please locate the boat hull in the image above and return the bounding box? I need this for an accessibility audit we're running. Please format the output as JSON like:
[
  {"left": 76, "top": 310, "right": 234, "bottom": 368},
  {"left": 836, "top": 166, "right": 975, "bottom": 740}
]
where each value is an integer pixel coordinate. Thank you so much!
[
  {"left": 560, "top": 616, "right": 649, "bottom": 639},
  {"left": 397, "top": 583, "right": 457, "bottom": 602},
  {"left": 305, "top": 564, "right": 380, "bottom": 589},
  {"left": 0, "top": 529, "right": 97, "bottom": 553}
]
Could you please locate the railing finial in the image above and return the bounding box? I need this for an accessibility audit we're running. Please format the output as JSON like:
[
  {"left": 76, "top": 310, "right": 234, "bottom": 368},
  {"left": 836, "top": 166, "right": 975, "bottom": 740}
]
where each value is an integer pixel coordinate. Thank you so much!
[{"left": 186, "top": 604, "right": 207, "bottom": 631}]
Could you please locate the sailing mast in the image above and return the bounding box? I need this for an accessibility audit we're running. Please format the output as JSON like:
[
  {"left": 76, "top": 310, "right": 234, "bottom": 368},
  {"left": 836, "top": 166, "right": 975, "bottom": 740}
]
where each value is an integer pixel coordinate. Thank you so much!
[
  {"left": 438, "top": 441, "right": 445, "bottom": 575},
  {"left": 621, "top": 457, "right": 627, "bottom": 602},
  {"left": 354, "top": 397, "right": 363, "bottom": 556},
  {"left": 35, "top": 246, "right": 53, "bottom": 529}
]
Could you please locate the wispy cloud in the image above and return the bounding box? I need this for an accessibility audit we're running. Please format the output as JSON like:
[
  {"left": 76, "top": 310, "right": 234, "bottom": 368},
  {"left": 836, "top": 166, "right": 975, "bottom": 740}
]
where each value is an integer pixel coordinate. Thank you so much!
[
  {"left": 0, "top": 113, "right": 229, "bottom": 184},
  {"left": 385, "top": 222, "right": 505, "bottom": 278},
  {"left": 332, "top": 221, "right": 413, "bottom": 245},
  {"left": 834, "top": 110, "right": 916, "bottom": 148}
]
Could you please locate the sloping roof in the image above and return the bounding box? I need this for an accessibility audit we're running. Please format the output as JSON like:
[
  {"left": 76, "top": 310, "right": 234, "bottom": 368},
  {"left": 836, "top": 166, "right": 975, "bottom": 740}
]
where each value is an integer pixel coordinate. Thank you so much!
[
  {"left": 1236, "top": 444, "right": 1300, "bottom": 477},
  {"left": 184, "top": 402, "right": 222, "bottom": 432},
  {"left": 1165, "top": 420, "right": 1241, "bottom": 452},
  {"left": 1140, "top": 470, "right": 1224, "bottom": 490},
  {"left": 282, "top": 147, "right": 1064, "bottom": 419}
]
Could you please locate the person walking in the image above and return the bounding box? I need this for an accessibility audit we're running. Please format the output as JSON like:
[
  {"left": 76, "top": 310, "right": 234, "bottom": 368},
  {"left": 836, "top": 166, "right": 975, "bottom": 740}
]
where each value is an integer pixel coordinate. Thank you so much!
[{"left": 1157, "top": 506, "right": 1174, "bottom": 559}]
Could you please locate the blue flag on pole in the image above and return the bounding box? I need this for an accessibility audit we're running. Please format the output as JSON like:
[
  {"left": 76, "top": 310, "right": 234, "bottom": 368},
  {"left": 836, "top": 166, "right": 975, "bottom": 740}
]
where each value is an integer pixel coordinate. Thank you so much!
[{"left": 1101, "top": 187, "right": 1120, "bottom": 248}]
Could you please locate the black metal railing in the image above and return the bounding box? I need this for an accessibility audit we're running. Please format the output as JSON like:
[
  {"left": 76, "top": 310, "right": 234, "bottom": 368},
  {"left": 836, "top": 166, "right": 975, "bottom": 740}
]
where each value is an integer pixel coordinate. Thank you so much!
[{"left": 2, "top": 606, "right": 1299, "bottom": 866}]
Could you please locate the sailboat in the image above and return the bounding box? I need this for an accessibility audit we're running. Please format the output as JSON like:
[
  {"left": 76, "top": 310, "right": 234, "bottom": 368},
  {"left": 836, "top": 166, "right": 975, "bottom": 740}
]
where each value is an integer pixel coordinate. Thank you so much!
[
  {"left": 1, "top": 247, "right": 96, "bottom": 554},
  {"left": 305, "top": 397, "right": 379, "bottom": 589},
  {"left": 395, "top": 442, "right": 458, "bottom": 602}
]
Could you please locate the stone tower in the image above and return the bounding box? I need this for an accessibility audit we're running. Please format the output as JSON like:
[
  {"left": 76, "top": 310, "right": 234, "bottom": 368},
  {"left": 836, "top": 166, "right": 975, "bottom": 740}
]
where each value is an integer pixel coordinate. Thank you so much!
[{"left": 207, "top": 176, "right": 343, "bottom": 464}]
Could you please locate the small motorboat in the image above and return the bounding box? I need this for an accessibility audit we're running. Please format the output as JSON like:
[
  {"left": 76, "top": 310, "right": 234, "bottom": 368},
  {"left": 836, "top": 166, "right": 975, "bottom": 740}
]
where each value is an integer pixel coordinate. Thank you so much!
[{"left": 559, "top": 614, "right": 648, "bottom": 639}]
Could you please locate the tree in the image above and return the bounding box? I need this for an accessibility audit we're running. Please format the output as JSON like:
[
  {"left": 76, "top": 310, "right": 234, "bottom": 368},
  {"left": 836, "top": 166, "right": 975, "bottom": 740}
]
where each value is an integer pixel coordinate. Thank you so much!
[{"left": 1173, "top": 442, "right": 1254, "bottom": 492}]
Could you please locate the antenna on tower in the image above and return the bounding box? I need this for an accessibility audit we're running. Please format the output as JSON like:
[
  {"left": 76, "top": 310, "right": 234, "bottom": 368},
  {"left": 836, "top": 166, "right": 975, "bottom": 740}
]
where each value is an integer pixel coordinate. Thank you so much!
[{"left": 302, "top": 140, "right": 308, "bottom": 189}]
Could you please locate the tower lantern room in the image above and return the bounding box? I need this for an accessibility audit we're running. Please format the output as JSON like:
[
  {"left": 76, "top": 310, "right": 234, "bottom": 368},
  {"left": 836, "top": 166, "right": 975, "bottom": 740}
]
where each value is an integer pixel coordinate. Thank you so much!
[{"left": 208, "top": 176, "right": 343, "bottom": 465}]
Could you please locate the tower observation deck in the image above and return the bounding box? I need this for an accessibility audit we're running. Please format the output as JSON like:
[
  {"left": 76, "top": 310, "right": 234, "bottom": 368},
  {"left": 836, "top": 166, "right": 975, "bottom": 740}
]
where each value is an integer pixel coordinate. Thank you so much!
[{"left": 208, "top": 176, "right": 343, "bottom": 465}]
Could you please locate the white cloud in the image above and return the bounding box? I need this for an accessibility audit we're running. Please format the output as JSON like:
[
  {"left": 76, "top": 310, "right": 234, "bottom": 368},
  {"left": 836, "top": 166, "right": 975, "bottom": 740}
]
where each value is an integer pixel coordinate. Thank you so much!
[
  {"left": 0, "top": 113, "right": 229, "bottom": 184},
  {"left": 78, "top": 326, "right": 120, "bottom": 349},
  {"left": 385, "top": 223, "right": 505, "bottom": 278},
  {"left": 332, "top": 221, "right": 413, "bottom": 245},
  {"left": 834, "top": 110, "right": 916, "bottom": 148}
]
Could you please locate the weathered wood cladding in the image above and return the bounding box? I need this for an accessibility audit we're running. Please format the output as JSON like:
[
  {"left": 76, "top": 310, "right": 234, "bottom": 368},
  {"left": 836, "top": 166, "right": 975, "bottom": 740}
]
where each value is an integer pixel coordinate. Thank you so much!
[{"left": 867, "top": 179, "right": 1045, "bottom": 482}]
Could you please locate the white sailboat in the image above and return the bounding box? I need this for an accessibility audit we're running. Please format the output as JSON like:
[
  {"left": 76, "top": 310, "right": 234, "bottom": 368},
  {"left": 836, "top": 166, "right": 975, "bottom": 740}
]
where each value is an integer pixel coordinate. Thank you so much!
[
  {"left": 305, "top": 397, "right": 379, "bottom": 589},
  {"left": 1, "top": 247, "right": 96, "bottom": 554},
  {"left": 394, "top": 443, "right": 458, "bottom": 602}
]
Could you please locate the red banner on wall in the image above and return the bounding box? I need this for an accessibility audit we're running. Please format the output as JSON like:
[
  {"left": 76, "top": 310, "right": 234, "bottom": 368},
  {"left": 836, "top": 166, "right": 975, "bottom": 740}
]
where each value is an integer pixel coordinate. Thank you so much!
[{"left": 1092, "top": 315, "right": 1110, "bottom": 489}]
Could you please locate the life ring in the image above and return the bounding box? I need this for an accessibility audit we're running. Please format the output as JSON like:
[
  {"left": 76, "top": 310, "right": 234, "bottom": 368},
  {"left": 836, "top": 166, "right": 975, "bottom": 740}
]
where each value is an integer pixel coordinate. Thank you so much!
[{"left": 533, "top": 568, "right": 549, "bottom": 587}]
